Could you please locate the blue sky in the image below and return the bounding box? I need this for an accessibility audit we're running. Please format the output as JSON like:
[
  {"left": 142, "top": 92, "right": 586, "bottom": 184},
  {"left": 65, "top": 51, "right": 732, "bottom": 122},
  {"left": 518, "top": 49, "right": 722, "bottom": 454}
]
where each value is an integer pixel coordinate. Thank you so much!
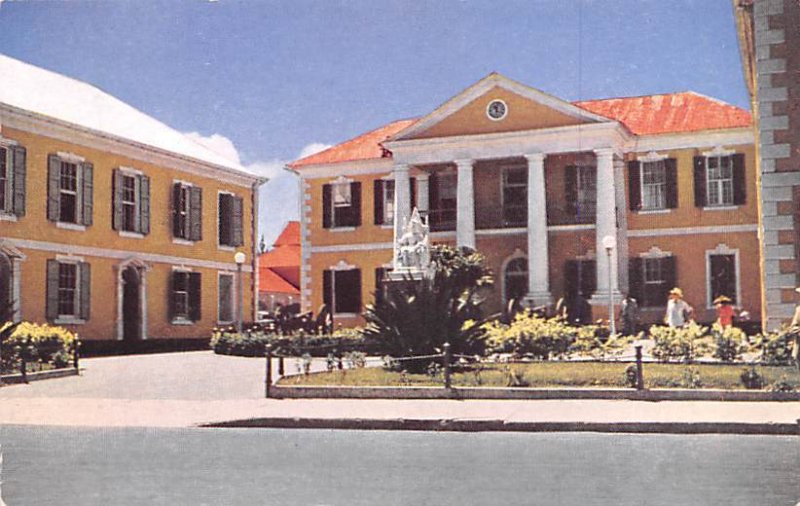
[{"left": 0, "top": 0, "right": 749, "bottom": 245}]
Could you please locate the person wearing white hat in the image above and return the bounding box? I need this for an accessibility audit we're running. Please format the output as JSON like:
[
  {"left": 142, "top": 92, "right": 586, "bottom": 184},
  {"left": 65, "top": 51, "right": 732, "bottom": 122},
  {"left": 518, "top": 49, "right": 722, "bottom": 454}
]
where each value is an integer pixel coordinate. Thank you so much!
[{"left": 664, "top": 287, "right": 693, "bottom": 328}]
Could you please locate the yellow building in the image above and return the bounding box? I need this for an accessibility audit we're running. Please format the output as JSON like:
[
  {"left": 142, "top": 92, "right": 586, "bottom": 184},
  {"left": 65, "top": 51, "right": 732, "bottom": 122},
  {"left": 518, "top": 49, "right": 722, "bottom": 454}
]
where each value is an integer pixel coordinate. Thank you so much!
[
  {"left": 291, "top": 73, "right": 759, "bottom": 328},
  {"left": 0, "top": 55, "right": 264, "bottom": 348}
]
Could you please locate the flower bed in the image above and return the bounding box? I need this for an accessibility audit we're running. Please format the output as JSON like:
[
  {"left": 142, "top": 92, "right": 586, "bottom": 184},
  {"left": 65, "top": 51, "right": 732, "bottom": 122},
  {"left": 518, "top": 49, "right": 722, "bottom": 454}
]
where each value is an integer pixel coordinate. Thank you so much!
[
  {"left": 1, "top": 321, "right": 77, "bottom": 375},
  {"left": 210, "top": 326, "right": 378, "bottom": 357}
]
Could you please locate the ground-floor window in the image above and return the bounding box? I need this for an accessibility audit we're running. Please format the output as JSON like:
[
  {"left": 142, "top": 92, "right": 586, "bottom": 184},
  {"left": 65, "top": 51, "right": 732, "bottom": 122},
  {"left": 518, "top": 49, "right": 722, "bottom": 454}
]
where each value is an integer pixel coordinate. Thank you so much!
[
  {"left": 708, "top": 253, "right": 737, "bottom": 305},
  {"left": 503, "top": 257, "right": 528, "bottom": 304},
  {"left": 629, "top": 255, "right": 676, "bottom": 308},
  {"left": 323, "top": 268, "right": 361, "bottom": 314},
  {"left": 374, "top": 267, "right": 391, "bottom": 305},
  {"left": 171, "top": 270, "right": 201, "bottom": 322},
  {"left": 218, "top": 273, "right": 234, "bottom": 323},
  {"left": 46, "top": 258, "right": 90, "bottom": 321}
]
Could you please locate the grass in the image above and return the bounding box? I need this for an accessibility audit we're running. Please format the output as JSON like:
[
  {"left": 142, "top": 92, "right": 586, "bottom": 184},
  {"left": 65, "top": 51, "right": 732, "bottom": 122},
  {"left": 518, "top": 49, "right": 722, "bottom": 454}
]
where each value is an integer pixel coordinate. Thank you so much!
[{"left": 278, "top": 362, "right": 800, "bottom": 390}]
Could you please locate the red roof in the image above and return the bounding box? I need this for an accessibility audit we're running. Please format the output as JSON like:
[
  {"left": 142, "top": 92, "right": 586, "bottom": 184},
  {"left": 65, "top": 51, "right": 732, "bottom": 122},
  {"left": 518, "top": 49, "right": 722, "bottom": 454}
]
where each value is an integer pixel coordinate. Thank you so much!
[
  {"left": 260, "top": 268, "right": 299, "bottom": 295},
  {"left": 259, "top": 245, "right": 300, "bottom": 268},
  {"left": 273, "top": 221, "right": 300, "bottom": 247},
  {"left": 574, "top": 92, "right": 752, "bottom": 135},
  {"left": 290, "top": 119, "right": 417, "bottom": 168},
  {"left": 290, "top": 92, "right": 751, "bottom": 168}
]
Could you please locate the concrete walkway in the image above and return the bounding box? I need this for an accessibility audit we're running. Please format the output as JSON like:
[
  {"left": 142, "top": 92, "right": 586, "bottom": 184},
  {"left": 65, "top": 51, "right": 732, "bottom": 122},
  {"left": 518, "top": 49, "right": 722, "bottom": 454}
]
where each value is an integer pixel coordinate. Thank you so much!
[{"left": 1, "top": 351, "right": 798, "bottom": 434}]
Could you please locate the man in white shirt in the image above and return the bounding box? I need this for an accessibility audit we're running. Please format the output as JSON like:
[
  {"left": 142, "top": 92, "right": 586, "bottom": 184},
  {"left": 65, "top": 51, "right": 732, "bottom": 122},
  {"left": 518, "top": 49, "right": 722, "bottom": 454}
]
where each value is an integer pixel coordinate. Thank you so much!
[{"left": 665, "top": 287, "right": 693, "bottom": 328}]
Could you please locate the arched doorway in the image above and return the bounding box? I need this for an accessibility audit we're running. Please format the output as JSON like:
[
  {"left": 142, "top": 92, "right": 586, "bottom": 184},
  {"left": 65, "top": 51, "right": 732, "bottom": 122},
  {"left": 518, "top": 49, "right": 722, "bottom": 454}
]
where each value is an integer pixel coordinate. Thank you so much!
[{"left": 122, "top": 266, "right": 141, "bottom": 341}]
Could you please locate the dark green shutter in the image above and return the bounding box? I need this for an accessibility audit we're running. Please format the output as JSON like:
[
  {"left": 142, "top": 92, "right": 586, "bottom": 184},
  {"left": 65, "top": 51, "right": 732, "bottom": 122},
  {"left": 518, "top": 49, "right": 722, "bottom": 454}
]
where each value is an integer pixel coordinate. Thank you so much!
[
  {"left": 112, "top": 169, "right": 123, "bottom": 230},
  {"left": 352, "top": 269, "right": 362, "bottom": 313},
  {"left": 169, "top": 271, "right": 178, "bottom": 320},
  {"left": 693, "top": 156, "right": 706, "bottom": 207},
  {"left": 47, "top": 155, "right": 61, "bottom": 222},
  {"left": 46, "top": 259, "right": 60, "bottom": 320},
  {"left": 323, "top": 270, "right": 332, "bottom": 309},
  {"left": 81, "top": 162, "right": 93, "bottom": 226},
  {"left": 218, "top": 194, "right": 230, "bottom": 245},
  {"left": 172, "top": 184, "right": 183, "bottom": 238},
  {"left": 139, "top": 175, "right": 150, "bottom": 235},
  {"left": 564, "top": 165, "right": 577, "bottom": 219},
  {"left": 349, "top": 182, "right": 361, "bottom": 227},
  {"left": 189, "top": 272, "right": 202, "bottom": 321},
  {"left": 628, "top": 257, "right": 644, "bottom": 305},
  {"left": 79, "top": 262, "right": 91, "bottom": 320},
  {"left": 627, "top": 161, "right": 641, "bottom": 211},
  {"left": 663, "top": 255, "right": 677, "bottom": 296},
  {"left": 373, "top": 180, "right": 384, "bottom": 225},
  {"left": 664, "top": 158, "right": 678, "bottom": 209},
  {"left": 11, "top": 146, "right": 26, "bottom": 216},
  {"left": 322, "top": 184, "right": 332, "bottom": 228},
  {"left": 189, "top": 186, "right": 203, "bottom": 241},
  {"left": 232, "top": 196, "right": 244, "bottom": 246},
  {"left": 732, "top": 153, "right": 746, "bottom": 205},
  {"left": 410, "top": 177, "right": 417, "bottom": 210}
]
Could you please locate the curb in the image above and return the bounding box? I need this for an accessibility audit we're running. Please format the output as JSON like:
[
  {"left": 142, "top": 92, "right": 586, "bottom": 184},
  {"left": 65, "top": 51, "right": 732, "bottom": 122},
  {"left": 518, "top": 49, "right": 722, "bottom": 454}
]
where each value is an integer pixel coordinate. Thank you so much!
[
  {"left": 203, "top": 417, "right": 800, "bottom": 435},
  {"left": 0, "top": 367, "right": 79, "bottom": 385}
]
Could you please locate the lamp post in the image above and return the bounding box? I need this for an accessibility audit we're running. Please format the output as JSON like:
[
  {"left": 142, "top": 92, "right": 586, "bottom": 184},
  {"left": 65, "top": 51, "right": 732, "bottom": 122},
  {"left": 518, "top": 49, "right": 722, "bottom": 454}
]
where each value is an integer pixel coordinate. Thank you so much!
[
  {"left": 234, "top": 252, "right": 246, "bottom": 335},
  {"left": 601, "top": 235, "right": 616, "bottom": 337}
]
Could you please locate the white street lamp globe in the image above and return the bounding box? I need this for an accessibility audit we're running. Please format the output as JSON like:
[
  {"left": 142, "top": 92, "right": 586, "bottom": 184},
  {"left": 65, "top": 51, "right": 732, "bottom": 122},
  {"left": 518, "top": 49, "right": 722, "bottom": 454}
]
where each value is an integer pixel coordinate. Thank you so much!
[
  {"left": 601, "top": 235, "right": 616, "bottom": 251},
  {"left": 234, "top": 252, "right": 246, "bottom": 265}
]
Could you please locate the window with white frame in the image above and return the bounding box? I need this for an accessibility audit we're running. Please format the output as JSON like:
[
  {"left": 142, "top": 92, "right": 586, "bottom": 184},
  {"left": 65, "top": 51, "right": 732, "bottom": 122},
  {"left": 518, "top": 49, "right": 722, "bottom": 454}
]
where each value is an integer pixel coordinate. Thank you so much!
[
  {"left": 121, "top": 174, "right": 138, "bottom": 232},
  {"left": 59, "top": 161, "right": 80, "bottom": 224},
  {"left": 58, "top": 262, "right": 78, "bottom": 317},
  {"left": 641, "top": 160, "right": 667, "bottom": 210},
  {"left": 642, "top": 257, "right": 667, "bottom": 307},
  {"left": 175, "top": 184, "right": 190, "bottom": 238},
  {"left": 381, "top": 179, "right": 395, "bottom": 226},
  {"left": 323, "top": 268, "right": 361, "bottom": 314},
  {"left": 171, "top": 270, "right": 201, "bottom": 322},
  {"left": 429, "top": 172, "right": 457, "bottom": 230},
  {"left": 333, "top": 180, "right": 352, "bottom": 207},
  {"left": 502, "top": 167, "right": 527, "bottom": 226},
  {"left": 706, "top": 155, "right": 734, "bottom": 207},
  {"left": 708, "top": 253, "right": 737, "bottom": 305},
  {"left": 46, "top": 258, "right": 90, "bottom": 321},
  {"left": 503, "top": 257, "right": 528, "bottom": 304}
]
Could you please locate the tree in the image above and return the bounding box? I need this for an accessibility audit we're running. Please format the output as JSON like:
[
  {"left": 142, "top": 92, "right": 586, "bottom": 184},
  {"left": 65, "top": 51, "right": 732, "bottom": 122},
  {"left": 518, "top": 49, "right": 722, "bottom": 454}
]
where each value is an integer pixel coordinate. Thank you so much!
[{"left": 362, "top": 245, "right": 495, "bottom": 370}]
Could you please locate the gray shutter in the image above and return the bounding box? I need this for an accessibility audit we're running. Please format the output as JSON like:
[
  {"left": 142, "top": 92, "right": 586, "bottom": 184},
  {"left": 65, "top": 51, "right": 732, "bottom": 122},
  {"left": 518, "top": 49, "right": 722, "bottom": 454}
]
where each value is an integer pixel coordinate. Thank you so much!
[
  {"left": 79, "top": 262, "right": 91, "bottom": 320},
  {"left": 322, "top": 184, "right": 332, "bottom": 228},
  {"left": 373, "top": 180, "right": 384, "bottom": 225},
  {"left": 46, "top": 259, "right": 60, "bottom": 320},
  {"left": 732, "top": 154, "right": 746, "bottom": 205},
  {"left": 232, "top": 196, "right": 244, "bottom": 246},
  {"left": 627, "top": 161, "right": 641, "bottom": 211},
  {"left": 172, "top": 184, "right": 183, "bottom": 238},
  {"left": 189, "top": 272, "right": 202, "bottom": 321},
  {"left": 11, "top": 146, "right": 26, "bottom": 216},
  {"left": 693, "top": 156, "right": 706, "bottom": 207},
  {"left": 139, "top": 175, "right": 150, "bottom": 235},
  {"left": 628, "top": 258, "right": 644, "bottom": 305},
  {"left": 664, "top": 158, "right": 678, "bottom": 209},
  {"left": 81, "top": 162, "right": 93, "bottom": 226},
  {"left": 169, "top": 272, "right": 178, "bottom": 320},
  {"left": 190, "top": 186, "right": 203, "bottom": 241},
  {"left": 112, "top": 169, "right": 123, "bottom": 230},
  {"left": 47, "top": 155, "right": 61, "bottom": 222},
  {"left": 323, "top": 270, "right": 332, "bottom": 308}
]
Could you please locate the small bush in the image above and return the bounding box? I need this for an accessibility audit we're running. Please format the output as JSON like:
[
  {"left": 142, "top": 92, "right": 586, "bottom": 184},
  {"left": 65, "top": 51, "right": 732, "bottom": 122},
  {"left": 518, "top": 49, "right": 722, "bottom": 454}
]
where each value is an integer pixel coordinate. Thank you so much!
[
  {"left": 740, "top": 367, "right": 763, "bottom": 390},
  {"left": 767, "top": 378, "right": 796, "bottom": 392},
  {"left": 1, "top": 322, "right": 76, "bottom": 374},
  {"left": 624, "top": 364, "right": 638, "bottom": 388},
  {"left": 650, "top": 323, "right": 711, "bottom": 363},
  {"left": 750, "top": 328, "right": 794, "bottom": 365},
  {"left": 711, "top": 325, "right": 748, "bottom": 362},
  {"left": 210, "top": 328, "right": 375, "bottom": 357}
]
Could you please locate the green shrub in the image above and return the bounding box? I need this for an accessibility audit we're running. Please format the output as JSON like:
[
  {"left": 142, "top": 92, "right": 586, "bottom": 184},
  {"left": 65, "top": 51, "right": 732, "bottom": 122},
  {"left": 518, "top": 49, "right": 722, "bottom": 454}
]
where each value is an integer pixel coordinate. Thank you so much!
[
  {"left": 740, "top": 367, "right": 763, "bottom": 390},
  {"left": 767, "top": 377, "right": 796, "bottom": 392},
  {"left": 210, "top": 329, "right": 375, "bottom": 357},
  {"left": 649, "top": 322, "right": 711, "bottom": 363},
  {"left": 484, "top": 313, "right": 578, "bottom": 359},
  {"left": 624, "top": 364, "right": 638, "bottom": 388},
  {"left": 1, "top": 321, "right": 76, "bottom": 374},
  {"left": 711, "top": 324, "right": 748, "bottom": 362},
  {"left": 750, "top": 328, "right": 794, "bottom": 365}
]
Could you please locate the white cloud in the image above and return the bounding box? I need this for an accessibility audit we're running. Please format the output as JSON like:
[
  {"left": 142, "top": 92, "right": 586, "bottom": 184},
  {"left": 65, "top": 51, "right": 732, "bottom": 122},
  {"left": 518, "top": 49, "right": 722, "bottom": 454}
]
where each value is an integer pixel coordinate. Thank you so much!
[
  {"left": 184, "top": 131, "right": 241, "bottom": 164},
  {"left": 245, "top": 159, "right": 286, "bottom": 179},
  {"left": 298, "top": 142, "right": 332, "bottom": 159}
]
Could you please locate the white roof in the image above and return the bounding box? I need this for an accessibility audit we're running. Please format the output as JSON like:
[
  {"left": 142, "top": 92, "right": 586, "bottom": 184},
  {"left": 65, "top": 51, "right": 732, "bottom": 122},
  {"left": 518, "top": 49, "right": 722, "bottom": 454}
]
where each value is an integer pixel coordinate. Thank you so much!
[{"left": 0, "top": 53, "right": 250, "bottom": 174}]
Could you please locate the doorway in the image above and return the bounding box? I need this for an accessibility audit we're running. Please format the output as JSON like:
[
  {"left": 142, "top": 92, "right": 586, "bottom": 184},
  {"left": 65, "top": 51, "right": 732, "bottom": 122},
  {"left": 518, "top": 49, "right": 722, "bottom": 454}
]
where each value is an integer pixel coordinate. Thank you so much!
[{"left": 122, "top": 266, "right": 141, "bottom": 341}]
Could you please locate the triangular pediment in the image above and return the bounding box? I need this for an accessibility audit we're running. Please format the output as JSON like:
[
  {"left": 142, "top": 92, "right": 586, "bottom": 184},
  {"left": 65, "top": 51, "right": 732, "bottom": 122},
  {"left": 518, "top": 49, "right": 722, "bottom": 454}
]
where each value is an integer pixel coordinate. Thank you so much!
[{"left": 390, "top": 73, "right": 612, "bottom": 141}]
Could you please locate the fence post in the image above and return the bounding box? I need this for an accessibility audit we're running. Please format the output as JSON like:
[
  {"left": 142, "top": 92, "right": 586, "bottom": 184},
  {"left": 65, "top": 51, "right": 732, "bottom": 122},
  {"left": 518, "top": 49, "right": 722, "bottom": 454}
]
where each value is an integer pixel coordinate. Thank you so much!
[
  {"left": 278, "top": 355, "right": 285, "bottom": 377},
  {"left": 20, "top": 338, "right": 28, "bottom": 384},
  {"left": 265, "top": 344, "right": 273, "bottom": 398},
  {"left": 443, "top": 342, "right": 451, "bottom": 390},
  {"left": 635, "top": 344, "right": 644, "bottom": 390}
]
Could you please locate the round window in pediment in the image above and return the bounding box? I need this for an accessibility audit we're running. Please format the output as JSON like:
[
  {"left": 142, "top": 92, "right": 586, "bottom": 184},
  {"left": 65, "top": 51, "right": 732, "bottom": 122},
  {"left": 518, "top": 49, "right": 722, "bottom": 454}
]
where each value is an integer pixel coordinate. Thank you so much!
[{"left": 486, "top": 99, "right": 508, "bottom": 121}]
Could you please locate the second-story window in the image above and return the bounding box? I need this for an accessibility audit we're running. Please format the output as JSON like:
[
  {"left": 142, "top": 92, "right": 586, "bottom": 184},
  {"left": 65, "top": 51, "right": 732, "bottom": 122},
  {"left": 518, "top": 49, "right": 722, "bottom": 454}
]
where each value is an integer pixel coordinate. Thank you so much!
[
  {"left": 628, "top": 157, "right": 678, "bottom": 212},
  {"left": 322, "top": 180, "right": 361, "bottom": 229},
  {"left": 693, "top": 152, "right": 745, "bottom": 208},
  {"left": 373, "top": 179, "right": 395, "bottom": 226},
  {"left": 502, "top": 166, "right": 527, "bottom": 226},
  {"left": 0, "top": 144, "right": 25, "bottom": 217},
  {"left": 48, "top": 154, "right": 93, "bottom": 227},
  {"left": 218, "top": 193, "right": 244, "bottom": 246},
  {"left": 565, "top": 165, "right": 596, "bottom": 224},
  {"left": 112, "top": 169, "right": 150, "bottom": 235},
  {"left": 0, "top": 147, "right": 8, "bottom": 213},
  {"left": 641, "top": 161, "right": 666, "bottom": 210},
  {"left": 173, "top": 183, "right": 202, "bottom": 241},
  {"left": 429, "top": 172, "right": 457, "bottom": 231}
]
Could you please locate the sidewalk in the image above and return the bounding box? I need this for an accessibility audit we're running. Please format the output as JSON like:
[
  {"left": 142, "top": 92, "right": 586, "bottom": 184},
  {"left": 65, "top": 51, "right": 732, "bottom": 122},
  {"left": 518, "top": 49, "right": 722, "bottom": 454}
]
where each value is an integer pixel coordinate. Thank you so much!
[{"left": 1, "top": 351, "right": 798, "bottom": 434}]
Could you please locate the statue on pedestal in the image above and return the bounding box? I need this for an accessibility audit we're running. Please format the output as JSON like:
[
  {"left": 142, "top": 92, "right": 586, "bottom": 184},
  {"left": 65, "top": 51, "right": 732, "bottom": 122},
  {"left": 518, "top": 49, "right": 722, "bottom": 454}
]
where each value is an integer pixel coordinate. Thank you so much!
[{"left": 390, "top": 208, "right": 433, "bottom": 281}]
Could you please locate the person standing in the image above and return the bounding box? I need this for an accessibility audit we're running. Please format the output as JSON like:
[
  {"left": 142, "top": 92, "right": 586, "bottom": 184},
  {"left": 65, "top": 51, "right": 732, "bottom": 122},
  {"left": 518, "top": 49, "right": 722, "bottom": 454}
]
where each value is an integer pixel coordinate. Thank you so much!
[
  {"left": 664, "top": 288, "right": 693, "bottom": 328},
  {"left": 619, "top": 293, "right": 639, "bottom": 336},
  {"left": 713, "top": 295, "right": 736, "bottom": 328}
]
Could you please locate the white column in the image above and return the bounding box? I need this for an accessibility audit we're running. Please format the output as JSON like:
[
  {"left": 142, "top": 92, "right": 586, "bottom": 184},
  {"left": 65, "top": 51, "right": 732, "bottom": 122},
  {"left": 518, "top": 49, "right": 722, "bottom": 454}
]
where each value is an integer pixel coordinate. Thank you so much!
[
  {"left": 524, "top": 153, "right": 551, "bottom": 307},
  {"left": 393, "top": 163, "right": 411, "bottom": 260},
  {"left": 455, "top": 159, "right": 476, "bottom": 249},
  {"left": 415, "top": 173, "right": 429, "bottom": 217},
  {"left": 591, "top": 148, "right": 621, "bottom": 303}
]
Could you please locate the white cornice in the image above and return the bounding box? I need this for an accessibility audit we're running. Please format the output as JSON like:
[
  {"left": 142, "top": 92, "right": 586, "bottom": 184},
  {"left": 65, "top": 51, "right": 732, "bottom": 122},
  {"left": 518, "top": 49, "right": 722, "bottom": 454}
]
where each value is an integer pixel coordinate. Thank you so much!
[
  {"left": 629, "top": 128, "right": 754, "bottom": 153},
  {"left": 1, "top": 104, "right": 264, "bottom": 188},
  {"left": 389, "top": 73, "right": 611, "bottom": 141},
  {"left": 296, "top": 157, "right": 395, "bottom": 179}
]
